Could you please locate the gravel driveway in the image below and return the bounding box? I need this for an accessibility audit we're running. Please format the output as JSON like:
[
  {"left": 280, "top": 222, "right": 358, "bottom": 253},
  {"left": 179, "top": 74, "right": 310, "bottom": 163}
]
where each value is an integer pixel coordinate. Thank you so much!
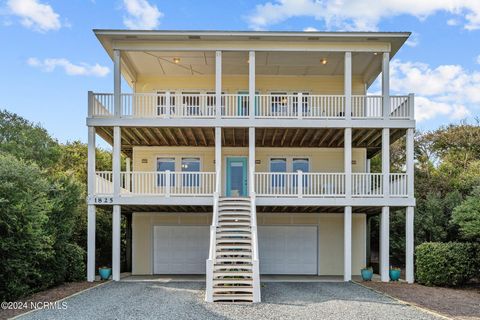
[{"left": 19, "top": 282, "right": 442, "bottom": 320}]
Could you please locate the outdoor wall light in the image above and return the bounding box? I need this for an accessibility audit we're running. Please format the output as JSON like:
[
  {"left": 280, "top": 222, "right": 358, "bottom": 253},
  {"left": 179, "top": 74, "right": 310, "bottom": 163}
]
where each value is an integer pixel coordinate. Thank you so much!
[
  {"left": 320, "top": 58, "right": 328, "bottom": 65},
  {"left": 173, "top": 57, "right": 181, "bottom": 64}
]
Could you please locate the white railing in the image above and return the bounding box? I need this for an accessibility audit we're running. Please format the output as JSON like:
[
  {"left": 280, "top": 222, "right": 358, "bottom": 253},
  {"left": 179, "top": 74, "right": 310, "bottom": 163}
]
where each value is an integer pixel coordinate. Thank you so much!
[
  {"left": 92, "top": 93, "right": 114, "bottom": 116},
  {"left": 89, "top": 92, "right": 414, "bottom": 120},
  {"left": 256, "top": 94, "right": 345, "bottom": 118},
  {"left": 255, "top": 172, "right": 345, "bottom": 197},
  {"left": 390, "top": 95, "right": 411, "bottom": 119},
  {"left": 352, "top": 173, "right": 383, "bottom": 197},
  {"left": 95, "top": 171, "right": 215, "bottom": 196},
  {"left": 390, "top": 173, "right": 408, "bottom": 197},
  {"left": 250, "top": 193, "right": 261, "bottom": 302},
  {"left": 352, "top": 95, "right": 383, "bottom": 118},
  {"left": 205, "top": 192, "right": 219, "bottom": 302},
  {"left": 95, "top": 171, "right": 113, "bottom": 194}
]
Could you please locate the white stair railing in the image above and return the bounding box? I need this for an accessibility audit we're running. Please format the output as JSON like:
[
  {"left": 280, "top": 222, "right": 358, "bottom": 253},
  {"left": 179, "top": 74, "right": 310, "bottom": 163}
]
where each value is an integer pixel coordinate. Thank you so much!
[
  {"left": 205, "top": 192, "right": 219, "bottom": 302},
  {"left": 250, "top": 193, "right": 261, "bottom": 303}
]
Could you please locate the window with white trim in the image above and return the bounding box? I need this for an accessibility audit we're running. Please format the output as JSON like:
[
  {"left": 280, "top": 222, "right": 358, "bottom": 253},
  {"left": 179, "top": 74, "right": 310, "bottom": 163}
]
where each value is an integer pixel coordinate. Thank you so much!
[
  {"left": 181, "top": 157, "right": 200, "bottom": 187},
  {"left": 157, "top": 157, "right": 175, "bottom": 186}
]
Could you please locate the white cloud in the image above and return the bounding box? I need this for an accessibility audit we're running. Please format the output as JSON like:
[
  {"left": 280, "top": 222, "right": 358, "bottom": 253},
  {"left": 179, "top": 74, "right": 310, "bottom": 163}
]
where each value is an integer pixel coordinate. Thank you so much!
[
  {"left": 388, "top": 60, "right": 479, "bottom": 122},
  {"left": 123, "top": 0, "right": 163, "bottom": 30},
  {"left": 247, "top": 0, "right": 480, "bottom": 31},
  {"left": 303, "top": 26, "right": 318, "bottom": 32},
  {"left": 7, "top": 0, "right": 61, "bottom": 32},
  {"left": 405, "top": 32, "right": 419, "bottom": 47},
  {"left": 27, "top": 58, "right": 110, "bottom": 77}
]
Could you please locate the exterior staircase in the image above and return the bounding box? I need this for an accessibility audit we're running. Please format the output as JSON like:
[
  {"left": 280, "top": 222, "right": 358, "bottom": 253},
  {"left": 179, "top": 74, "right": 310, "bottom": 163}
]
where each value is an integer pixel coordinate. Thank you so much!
[{"left": 206, "top": 195, "right": 260, "bottom": 303}]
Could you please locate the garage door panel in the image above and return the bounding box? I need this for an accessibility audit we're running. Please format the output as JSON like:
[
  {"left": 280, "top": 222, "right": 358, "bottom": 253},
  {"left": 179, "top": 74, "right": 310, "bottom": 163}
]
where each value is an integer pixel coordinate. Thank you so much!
[
  {"left": 153, "top": 226, "right": 209, "bottom": 274},
  {"left": 259, "top": 226, "right": 317, "bottom": 275}
]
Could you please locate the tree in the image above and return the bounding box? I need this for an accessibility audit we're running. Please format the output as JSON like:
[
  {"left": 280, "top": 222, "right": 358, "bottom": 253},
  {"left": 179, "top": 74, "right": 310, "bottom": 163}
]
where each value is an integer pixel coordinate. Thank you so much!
[
  {"left": 0, "top": 110, "right": 61, "bottom": 169},
  {"left": 451, "top": 188, "right": 480, "bottom": 241},
  {"left": 0, "top": 153, "right": 54, "bottom": 300}
]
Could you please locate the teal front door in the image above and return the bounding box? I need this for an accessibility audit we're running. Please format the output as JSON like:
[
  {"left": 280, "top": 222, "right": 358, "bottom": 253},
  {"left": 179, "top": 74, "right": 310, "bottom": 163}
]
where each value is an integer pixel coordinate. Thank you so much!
[{"left": 226, "top": 157, "right": 248, "bottom": 197}]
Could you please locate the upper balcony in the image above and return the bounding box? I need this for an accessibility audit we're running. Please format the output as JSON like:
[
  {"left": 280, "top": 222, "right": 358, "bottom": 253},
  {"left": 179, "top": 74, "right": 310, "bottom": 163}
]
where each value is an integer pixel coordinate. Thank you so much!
[
  {"left": 89, "top": 30, "right": 414, "bottom": 128},
  {"left": 89, "top": 92, "right": 413, "bottom": 122}
]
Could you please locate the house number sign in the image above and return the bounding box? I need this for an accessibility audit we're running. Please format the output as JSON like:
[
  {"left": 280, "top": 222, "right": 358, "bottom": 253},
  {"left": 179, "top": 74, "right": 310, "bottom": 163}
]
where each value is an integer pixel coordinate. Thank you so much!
[{"left": 93, "top": 197, "right": 114, "bottom": 204}]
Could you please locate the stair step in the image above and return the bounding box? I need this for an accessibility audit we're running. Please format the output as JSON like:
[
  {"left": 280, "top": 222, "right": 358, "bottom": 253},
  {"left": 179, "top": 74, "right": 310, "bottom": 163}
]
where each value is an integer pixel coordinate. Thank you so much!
[
  {"left": 218, "top": 217, "right": 251, "bottom": 222},
  {"left": 214, "top": 271, "right": 252, "bottom": 278},
  {"left": 213, "top": 287, "right": 254, "bottom": 293},
  {"left": 216, "top": 239, "right": 252, "bottom": 244},
  {"left": 218, "top": 222, "right": 251, "bottom": 227},
  {"left": 218, "top": 206, "right": 251, "bottom": 211},
  {"left": 216, "top": 257, "right": 252, "bottom": 263},
  {"left": 213, "top": 294, "right": 253, "bottom": 302},
  {"left": 216, "top": 233, "right": 251, "bottom": 238},
  {"left": 218, "top": 211, "right": 251, "bottom": 216},
  {"left": 216, "top": 252, "right": 252, "bottom": 258},
  {"left": 214, "top": 264, "right": 252, "bottom": 271},
  {"left": 213, "top": 279, "right": 252, "bottom": 285},
  {"left": 217, "top": 243, "right": 251, "bottom": 248},
  {"left": 217, "top": 227, "right": 251, "bottom": 232},
  {"left": 219, "top": 197, "right": 250, "bottom": 201}
]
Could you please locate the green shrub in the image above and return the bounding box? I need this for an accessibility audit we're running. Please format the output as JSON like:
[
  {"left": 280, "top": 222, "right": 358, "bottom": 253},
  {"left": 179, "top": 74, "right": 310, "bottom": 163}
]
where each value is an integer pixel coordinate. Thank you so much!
[
  {"left": 416, "top": 242, "right": 479, "bottom": 286},
  {"left": 64, "top": 243, "right": 86, "bottom": 282}
]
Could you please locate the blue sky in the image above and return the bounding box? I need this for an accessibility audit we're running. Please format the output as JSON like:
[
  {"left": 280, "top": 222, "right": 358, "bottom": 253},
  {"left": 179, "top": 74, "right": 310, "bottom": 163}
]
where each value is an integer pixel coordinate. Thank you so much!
[{"left": 0, "top": 0, "right": 479, "bottom": 145}]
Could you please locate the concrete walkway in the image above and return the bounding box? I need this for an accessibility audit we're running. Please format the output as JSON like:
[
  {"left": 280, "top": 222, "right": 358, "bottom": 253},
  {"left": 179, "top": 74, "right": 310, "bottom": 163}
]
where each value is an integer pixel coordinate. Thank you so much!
[{"left": 19, "top": 282, "right": 442, "bottom": 320}]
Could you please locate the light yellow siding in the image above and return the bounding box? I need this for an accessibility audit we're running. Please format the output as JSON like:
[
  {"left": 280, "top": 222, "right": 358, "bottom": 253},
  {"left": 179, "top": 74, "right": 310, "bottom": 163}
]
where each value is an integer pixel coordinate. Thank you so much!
[
  {"left": 132, "top": 212, "right": 366, "bottom": 275},
  {"left": 132, "top": 146, "right": 367, "bottom": 173},
  {"left": 136, "top": 75, "right": 366, "bottom": 95}
]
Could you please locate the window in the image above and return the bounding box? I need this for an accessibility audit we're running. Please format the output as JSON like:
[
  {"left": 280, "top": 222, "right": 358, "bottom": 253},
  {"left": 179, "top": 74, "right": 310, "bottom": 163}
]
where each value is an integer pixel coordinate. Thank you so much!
[
  {"left": 157, "top": 91, "right": 176, "bottom": 116},
  {"left": 182, "top": 92, "right": 200, "bottom": 115},
  {"left": 270, "top": 92, "right": 288, "bottom": 115},
  {"left": 293, "top": 158, "right": 309, "bottom": 188},
  {"left": 182, "top": 157, "right": 200, "bottom": 187},
  {"left": 270, "top": 158, "right": 286, "bottom": 187},
  {"left": 293, "top": 92, "right": 309, "bottom": 115},
  {"left": 157, "top": 158, "right": 175, "bottom": 186}
]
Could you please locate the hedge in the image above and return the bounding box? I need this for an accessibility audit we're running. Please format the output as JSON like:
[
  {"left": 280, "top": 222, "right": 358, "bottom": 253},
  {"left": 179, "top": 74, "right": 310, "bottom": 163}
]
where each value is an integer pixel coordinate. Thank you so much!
[{"left": 416, "top": 242, "right": 479, "bottom": 286}]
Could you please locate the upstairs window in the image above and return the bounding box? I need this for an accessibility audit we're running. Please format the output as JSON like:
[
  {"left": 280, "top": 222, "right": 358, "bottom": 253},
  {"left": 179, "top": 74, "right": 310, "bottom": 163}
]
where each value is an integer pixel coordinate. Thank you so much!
[
  {"left": 181, "top": 157, "right": 200, "bottom": 187},
  {"left": 270, "top": 158, "right": 287, "bottom": 187},
  {"left": 157, "top": 157, "right": 175, "bottom": 186}
]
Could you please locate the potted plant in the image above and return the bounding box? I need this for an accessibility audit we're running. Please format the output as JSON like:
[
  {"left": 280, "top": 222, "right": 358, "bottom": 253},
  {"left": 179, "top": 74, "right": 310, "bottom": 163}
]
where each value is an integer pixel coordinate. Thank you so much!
[
  {"left": 389, "top": 266, "right": 401, "bottom": 281},
  {"left": 361, "top": 266, "right": 373, "bottom": 281},
  {"left": 98, "top": 266, "right": 112, "bottom": 280}
]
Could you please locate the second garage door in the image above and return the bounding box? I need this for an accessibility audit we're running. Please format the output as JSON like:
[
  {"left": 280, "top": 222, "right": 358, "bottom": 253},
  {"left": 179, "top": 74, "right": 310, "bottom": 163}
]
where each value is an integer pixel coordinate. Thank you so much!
[
  {"left": 258, "top": 226, "right": 318, "bottom": 275},
  {"left": 153, "top": 226, "right": 209, "bottom": 274}
]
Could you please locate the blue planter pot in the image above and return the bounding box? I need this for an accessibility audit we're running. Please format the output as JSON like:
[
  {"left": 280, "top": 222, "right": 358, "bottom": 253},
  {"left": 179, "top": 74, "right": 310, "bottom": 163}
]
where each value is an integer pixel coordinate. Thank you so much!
[
  {"left": 361, "top": 268, "right": 373, "bottom": 281},
  {"left": 98, "top": 268, "right": 112, "bottom": 280},
  {"left": 389, "top": 269, "right": 401, "bottom": 281}
]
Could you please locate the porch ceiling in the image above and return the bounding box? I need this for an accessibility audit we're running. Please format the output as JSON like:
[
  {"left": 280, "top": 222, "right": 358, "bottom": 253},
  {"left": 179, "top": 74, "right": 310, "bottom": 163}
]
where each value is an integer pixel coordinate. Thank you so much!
[
  {"left": 125, "top": 51, "right": 380, "bottom": 77},
  {"left": 96, "top": 127, "right": 406, "bottom": 159}
]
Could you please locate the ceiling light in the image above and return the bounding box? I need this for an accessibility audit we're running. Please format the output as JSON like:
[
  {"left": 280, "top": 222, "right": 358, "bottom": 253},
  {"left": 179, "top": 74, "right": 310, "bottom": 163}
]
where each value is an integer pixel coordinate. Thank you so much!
[
  {"left": 373, "top": 52, "right": 378, "bottom": 56},
  {"left": 320, "top": 58, "right": 328, "bottom": 65},
  {"left": 173, "top": 57, "right": 181, "bottom": 64}
]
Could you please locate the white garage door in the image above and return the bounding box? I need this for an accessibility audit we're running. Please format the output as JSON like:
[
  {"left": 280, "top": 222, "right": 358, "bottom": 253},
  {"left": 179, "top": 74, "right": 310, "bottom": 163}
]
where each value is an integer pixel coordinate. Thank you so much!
[
  {"left": 259, "top": 226, "right": 317, "bottom": 275},
  {"left": 153, "top": 226, "right": 209, "bottom": 274}
]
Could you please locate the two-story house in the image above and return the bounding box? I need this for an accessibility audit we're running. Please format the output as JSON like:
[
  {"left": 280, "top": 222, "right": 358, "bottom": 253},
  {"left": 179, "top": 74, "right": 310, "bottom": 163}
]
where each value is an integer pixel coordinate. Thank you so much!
[{"left": 86, "top": 30, "right": 415, "bottom": 303}]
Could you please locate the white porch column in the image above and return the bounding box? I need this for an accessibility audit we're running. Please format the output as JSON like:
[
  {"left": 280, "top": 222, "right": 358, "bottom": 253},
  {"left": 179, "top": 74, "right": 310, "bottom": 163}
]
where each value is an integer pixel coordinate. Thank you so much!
[
  {"left": 406, "top": 129, "right": 414, "bottom": 198},
  {"left": 113, "top": 127, "right": 121, "bottom": 196},
  {"left": 215, "top": 51, "right": 222, "bottom": 119},
  {"left": 344, "top": 206, "right": 352, "bottom": 281},
  {"left": 112, "top": 205, "right": 121, "bottom": 281},
  {"left": 382, "top": 52, "right": 390, "bottom": 120},
  {"left": 249, "top": 51, "right": 255, "bottom": 119},
  {"left": 87, "top": 127, "right": 96, "bottom": 282},
  {"left": 113, "top": 49, "right": 121, "bottom": 117},
  {"left": 249, "top": 127, "right": 255, "bottom": 195},
  {"left": 380, "top": 206, "right": 390, "bottom": 282},
  {"left": 344, "top": 128, "right": 352, "bottom": 198},
  {"left": 382, "top": 128, "right": 390, "bottom": 197},
  {"left": 344, "top": 52, "right": 352, "bottom": 120},
  {"left": 406, "top": 206, "right": 415, "bottom": 283},
  {"left": 215, "top": 127, "right": 222, "bottom": 194}
]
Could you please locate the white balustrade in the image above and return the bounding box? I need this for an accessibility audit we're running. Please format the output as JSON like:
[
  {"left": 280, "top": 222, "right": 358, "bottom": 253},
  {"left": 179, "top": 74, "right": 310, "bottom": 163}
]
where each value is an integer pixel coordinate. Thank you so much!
[
  {"left": 352, "top": 95, "right": 383, "bottom": 118},
  {"left": 352, "top": 173, "right": 383, "bottom": 197},
  {"left": 390, "top": 96, "right": 410, "bottom": 119},
  {"left": 90, "top": 92, "right": 413, "bottom": 120},
  {"left": 389, "top": 173, "right": 408, "bottom": 197},
  {"left": 254, "top": 172, "right": 345, "bottom": 197},
  {"left": 95, "top": 171, "right": 215, "bottom": 196}
]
